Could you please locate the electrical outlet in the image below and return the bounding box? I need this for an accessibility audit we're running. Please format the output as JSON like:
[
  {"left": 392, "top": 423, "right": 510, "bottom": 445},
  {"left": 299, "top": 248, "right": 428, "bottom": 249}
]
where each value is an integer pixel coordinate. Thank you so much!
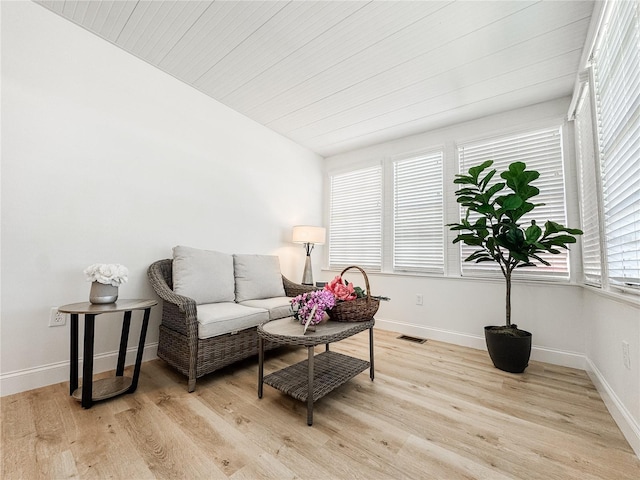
[
  {"left": 416, "top": 294, "right": 424, "bottom": 306},
  {"left": 49, "top": 307, "right": 66, "bottom": 327},
  {"left": 622, "top": 341, "right": 631, "bottom": 370}
]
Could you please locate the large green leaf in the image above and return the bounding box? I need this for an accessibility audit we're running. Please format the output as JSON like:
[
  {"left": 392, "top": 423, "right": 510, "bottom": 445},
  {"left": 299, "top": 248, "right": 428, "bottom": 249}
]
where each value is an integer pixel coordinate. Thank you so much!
[
  {"left": 511, "top": 251, "right": 530, "bottom": 263},
  {"left": 453, "top": 176, "right": 476, "bottom": 185},
  {"left": 465, "top": 251, "right": 494, "bottom": 263},
  {"left": 448, "top": 224, "right": 469, "bottom": 231},
  {"left": 552, "top": 234, "right": 579, "bottom": 244},
  {"left": 468, "top": 160, "right": 494, "bottom": 182},
  {"left": 454, "top": 187, "right": 479, "bottom": 196},
  {"left": 458, "top": 235, "right": 484, "bottom": 246},
  {"left": 479, "top": 169, "right": 497, "bottom": 190},
  {"left": 518, "top": 185, "right": 540, "bottom": 201},
  {"left": 455, "top": 196, "right": 477, "bottom": 204},
  {"left": 476, "top": 204, "right": 496, "bottom": 215},
  {"left": 485, "top": 182, "right": 506, "bottom": 200},
  {"left": 501, "top": 162, "right": 541, "bottom": 194},
  {"left": 501, "top": 194, "right": 523, "bottom": 210},
  {"left": 453, "top": 234, "right": 484, "bottom": 246},
  {"left": 525, "top": 223, "right": 542, "bottom": 243},
  {"left": 505, "top": 227, "right": 525, "bottom": 247}
]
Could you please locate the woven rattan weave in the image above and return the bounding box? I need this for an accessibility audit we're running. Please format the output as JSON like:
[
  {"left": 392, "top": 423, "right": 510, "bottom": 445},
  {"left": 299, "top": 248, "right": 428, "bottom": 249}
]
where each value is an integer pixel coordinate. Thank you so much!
[
  {"left": 147, "top": 259, "right": 314, "bottom": 392},
  {"left": 263, "top": 351, "right": 369, "bottom": 403}
]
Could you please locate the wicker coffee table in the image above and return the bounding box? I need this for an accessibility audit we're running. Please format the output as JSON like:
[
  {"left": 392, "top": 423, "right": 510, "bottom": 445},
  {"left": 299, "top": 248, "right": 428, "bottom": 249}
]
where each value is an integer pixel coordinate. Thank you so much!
[{"left": 258, "top": 317, "right": 374, "bottom": 425}]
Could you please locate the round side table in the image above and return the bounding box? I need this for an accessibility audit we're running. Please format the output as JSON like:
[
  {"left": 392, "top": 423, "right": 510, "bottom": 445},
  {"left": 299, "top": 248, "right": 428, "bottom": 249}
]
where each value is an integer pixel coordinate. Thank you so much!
[{"left": 58, "top": 299, "right": 157, "bottom": 408}]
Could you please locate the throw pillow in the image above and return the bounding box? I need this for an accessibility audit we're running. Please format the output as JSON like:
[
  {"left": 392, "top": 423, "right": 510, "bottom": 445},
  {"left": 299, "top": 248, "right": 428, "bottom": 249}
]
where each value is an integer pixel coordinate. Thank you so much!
[
  {"left": 233, "top": 254, "right": 286, "bottom": 302},
  {"left": 172, "top": 246, "right": 235, "bottom": 304}
]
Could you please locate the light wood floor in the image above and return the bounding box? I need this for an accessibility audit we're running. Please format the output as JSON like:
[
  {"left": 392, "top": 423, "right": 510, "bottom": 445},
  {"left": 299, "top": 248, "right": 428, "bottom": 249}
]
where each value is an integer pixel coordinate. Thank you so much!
[{"left": 2, "top": 328, "right": 638, "bottom": 479}]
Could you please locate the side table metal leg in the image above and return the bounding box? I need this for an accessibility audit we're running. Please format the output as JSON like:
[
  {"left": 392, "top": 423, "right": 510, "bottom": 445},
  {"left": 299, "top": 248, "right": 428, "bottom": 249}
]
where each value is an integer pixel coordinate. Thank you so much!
[
  {"left": 129, "top": 308, "right": 150, "bottom": 393},
  {"left": 369, "top": 327, "right": 375, "bottom": 381},
  {"left": 82, "top": 314, "right": 96, "bottom": 408},
  {"left": 116, "top": 310, "right": 132, "bottom": 376},
  {"left": 70, "top": 314, "right": 79, "bottom": 395},
  {"left": 307, "top": 346, "right": 314, "bottom": 426},
  {"left": 258, "top": 337, "right": 264, "bottom": 398}
]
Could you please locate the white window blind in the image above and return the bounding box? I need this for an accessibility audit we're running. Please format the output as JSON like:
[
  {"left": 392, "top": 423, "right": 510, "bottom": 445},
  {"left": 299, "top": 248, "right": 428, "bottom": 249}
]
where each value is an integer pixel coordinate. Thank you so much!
[
  {"left": 575, "top": 84, "right": 603, "bottom": 286},
  {"left": 393, "top": 151, "right": 444, "bottom": 273},
  {"left": 328, "top": 166, "right": 382, "bottom": 271},
  {"left": 458, "top": 128, "right": 570, "bottom": 278},
  {"left": 592, "top": 0, "right": 640, "bottom": 289}
]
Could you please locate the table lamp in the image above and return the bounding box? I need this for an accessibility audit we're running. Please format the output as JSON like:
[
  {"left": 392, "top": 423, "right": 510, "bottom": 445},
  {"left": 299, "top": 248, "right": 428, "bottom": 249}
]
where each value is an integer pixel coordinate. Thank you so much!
[{"left": 292, "top": 225, "right": 326, "bottom": 285}]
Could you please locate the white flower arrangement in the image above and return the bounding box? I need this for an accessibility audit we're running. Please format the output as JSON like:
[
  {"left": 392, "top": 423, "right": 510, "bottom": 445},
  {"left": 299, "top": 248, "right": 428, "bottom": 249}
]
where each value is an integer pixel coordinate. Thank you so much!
[{"left": 84, "top": 263, "right": 129, "bottom": 287}]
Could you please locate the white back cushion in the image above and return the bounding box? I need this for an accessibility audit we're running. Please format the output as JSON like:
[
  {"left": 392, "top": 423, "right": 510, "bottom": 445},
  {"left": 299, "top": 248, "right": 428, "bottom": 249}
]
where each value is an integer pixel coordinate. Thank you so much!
[
  {"left": 233, "top": 254, "right": 285, "bottom": 302},
  {"left": 172, "top": 246, "right": 235, "bottom": 304}
]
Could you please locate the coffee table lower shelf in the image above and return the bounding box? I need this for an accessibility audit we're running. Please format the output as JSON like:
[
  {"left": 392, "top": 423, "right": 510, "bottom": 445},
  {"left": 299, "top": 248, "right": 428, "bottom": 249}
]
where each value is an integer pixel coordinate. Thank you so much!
[{"left": 263, "top": 350, "right": 369, "bottom": 403}]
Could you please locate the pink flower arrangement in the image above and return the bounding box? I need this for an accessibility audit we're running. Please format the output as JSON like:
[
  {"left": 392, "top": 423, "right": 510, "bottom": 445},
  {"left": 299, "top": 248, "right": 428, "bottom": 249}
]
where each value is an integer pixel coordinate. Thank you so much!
[
  {"left": 291, "top": 290, "right": 336, "bottom": 326},
  {"left": 324, "top": 275, "right": 357, "bottom": 301}
]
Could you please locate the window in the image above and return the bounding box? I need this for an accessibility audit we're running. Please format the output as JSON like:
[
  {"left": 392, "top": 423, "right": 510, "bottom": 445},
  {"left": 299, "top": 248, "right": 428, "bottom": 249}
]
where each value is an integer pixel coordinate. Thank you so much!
[
  {"left": 574, "top": 83, "right": 604, "bottom": 286},
  {"left": 328, "top": 166, "right": 382, "bottom": 271},
  {"left": 458, "top": 127, "right": 571, "bottom": 278},
  {"left": 393, "top": 151, "right": 444, "bottom": 273},
  {"left": 591, "top": 0, "right": 640, "bottom": 290},
  {"left": 327, "top": 151, "right": 445, "bottom": 275}
]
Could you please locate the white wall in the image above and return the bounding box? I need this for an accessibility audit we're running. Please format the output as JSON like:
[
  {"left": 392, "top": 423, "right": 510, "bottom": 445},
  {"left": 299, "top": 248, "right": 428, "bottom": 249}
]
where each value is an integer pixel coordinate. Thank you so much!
[
  {"left": 0, "top": 1, "right": 323, "bottom": 394},
  {"left": 583, "top": 290, "right": 640, "bottom": 455},
  {"left": 322, "top": 98, "right": 640, "bottom": 456}
]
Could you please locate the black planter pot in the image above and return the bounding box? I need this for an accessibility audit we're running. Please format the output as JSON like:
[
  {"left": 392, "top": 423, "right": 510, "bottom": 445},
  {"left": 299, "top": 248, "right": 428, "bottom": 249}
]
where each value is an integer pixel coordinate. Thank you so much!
[{"left": 484, "top": 326, "right": 532, "bottom": 373}]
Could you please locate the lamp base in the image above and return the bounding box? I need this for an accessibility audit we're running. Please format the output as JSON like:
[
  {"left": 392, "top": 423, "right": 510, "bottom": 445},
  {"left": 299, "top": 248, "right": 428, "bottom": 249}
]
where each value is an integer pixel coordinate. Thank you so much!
[{"left": 302, "top": 255, "right": 313, "bottom": 285}]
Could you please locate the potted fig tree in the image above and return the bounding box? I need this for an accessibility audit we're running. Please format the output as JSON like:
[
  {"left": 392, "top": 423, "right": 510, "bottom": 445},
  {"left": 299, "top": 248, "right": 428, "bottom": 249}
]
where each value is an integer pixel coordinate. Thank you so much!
[{"left": 449, "top": 161, "right": 582, "bottom": 373}]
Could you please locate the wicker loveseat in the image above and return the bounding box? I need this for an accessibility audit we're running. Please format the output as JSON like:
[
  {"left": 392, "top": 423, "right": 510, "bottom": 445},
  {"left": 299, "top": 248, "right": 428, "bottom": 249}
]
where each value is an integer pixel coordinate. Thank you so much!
[{"left": 147, "top": 246, "right": 312, "bottom": 392}]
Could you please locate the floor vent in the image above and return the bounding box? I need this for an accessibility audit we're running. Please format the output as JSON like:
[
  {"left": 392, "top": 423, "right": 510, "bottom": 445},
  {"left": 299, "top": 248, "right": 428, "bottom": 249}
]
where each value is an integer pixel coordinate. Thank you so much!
[{"left": 397, "top": 335, "right": 427, "bottom": 344}]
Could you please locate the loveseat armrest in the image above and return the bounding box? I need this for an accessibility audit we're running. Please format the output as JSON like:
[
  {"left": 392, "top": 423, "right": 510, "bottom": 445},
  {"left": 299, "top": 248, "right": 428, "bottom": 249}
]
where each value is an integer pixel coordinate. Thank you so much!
[
  {"left": 147, "top": 259, "right": 196, "bottom": 310},
  {"left": 147, "top": 259, "right": 199, "bottom": 338},
  {"left": 282, "top": 275, "right": 316, "bottom": 297}
]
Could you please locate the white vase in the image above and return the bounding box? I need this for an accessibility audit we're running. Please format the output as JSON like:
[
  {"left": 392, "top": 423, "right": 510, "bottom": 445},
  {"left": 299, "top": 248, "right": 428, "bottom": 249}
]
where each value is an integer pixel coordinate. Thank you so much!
[{"left": 89, "top": 281, "right": 118, "bottom": 304}]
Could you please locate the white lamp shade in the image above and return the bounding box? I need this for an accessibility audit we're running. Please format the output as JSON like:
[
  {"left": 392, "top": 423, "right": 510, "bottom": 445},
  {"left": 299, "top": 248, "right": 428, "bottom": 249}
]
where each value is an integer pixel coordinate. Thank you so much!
[{"left": 292, "top": 225, "right": 326, "bottom": 245}]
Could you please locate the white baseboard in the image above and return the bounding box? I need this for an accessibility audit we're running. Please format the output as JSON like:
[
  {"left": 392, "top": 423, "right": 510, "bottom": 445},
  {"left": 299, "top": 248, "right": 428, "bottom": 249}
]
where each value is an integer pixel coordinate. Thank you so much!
[
  {"left": 585, "top": 358, "right": 640, "bottom": 458},
  {"left": 375, "top": 317, "right": 487, "bottom": 350},
  {"left": 0, "top": 342, "right": 158, "bottom": 397},
  {"left": 375, "top": 317, "right": 586, "bottom": 369},
  {"left": 529, "top": 345, "right": 586, "bottom": 370}
]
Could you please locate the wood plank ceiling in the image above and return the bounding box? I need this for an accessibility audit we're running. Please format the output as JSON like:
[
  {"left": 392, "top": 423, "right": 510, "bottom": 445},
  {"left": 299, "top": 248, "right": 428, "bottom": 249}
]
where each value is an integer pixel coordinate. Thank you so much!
[{"left": 35, "top": 1, "right": 595, "bottom": 157}]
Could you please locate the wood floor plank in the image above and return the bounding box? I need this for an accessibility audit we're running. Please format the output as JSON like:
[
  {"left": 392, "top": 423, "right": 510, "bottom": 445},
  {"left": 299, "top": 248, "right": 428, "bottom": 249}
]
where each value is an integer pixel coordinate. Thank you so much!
[
  {"left": 2, "top": 328, "right": 638, "bottom": 479},
  {"left": 1, "top": 388, "right": 38, "bottom": 479},
  {"left": 49, "top": 449, "right": 80, "bottom": 480},
  {"left": 393, "top": 433, "right": 515, "bottom": 480},
  {"left": 60, "top": 394, "right": 156, "bottom": 478},
  {"left": 114, "top": 393, "right": 228, "bottom": 479}
]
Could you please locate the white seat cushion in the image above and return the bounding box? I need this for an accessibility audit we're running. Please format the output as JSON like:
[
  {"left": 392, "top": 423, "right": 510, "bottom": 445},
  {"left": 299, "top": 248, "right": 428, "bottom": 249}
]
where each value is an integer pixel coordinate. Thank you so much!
[
  {"left": 172, "top": 246, "right": 235, "bottom": 305},
  {"left": 239, "top": 297, "right": 292, "bottom": 320},
  {"left": 233, "top": 254, "right": 286, "bottom": 302},
  {"left": 196, "top": 302, "right": 269, "bottom": 339}
]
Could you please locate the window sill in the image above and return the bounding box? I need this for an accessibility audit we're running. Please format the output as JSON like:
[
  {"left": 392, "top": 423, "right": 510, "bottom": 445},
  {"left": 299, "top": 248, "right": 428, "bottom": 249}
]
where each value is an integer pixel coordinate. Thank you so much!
[
  {"left": 583, "top": 284, "right": 640, "bottom": 308},
  {"left": 321, "top": 267, "right": 579, "bottom": 288}
]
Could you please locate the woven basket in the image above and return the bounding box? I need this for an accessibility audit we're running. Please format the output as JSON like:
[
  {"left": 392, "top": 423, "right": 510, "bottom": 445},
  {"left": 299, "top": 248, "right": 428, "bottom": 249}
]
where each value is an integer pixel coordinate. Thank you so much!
[{"left": 328, "top": 266, "right": 379, "bottom": 322}]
